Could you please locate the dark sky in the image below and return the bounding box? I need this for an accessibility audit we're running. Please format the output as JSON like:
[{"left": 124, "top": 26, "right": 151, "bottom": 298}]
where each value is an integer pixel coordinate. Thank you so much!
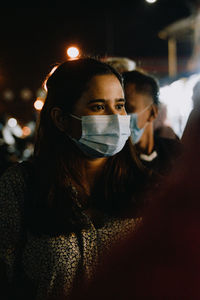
[{"left": 0, "top": 0, "right": 197, "bottom": 93}]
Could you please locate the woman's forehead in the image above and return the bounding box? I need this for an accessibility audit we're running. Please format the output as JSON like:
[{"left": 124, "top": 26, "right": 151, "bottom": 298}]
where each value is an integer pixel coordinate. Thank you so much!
[{"left": 78, "top": 74, "right": 124, "bottom": 102}]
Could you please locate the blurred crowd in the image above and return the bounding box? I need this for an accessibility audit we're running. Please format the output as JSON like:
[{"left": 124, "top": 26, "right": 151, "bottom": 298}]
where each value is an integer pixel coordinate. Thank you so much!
[{"left": 0, "top": 114, "right": 35, "bottom": 177}]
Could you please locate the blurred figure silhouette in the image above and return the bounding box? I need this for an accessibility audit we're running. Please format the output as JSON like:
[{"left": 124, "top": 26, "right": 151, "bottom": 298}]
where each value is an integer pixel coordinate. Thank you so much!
[
  {"left": 181, "top": 80, "right": 200, "bottom": 151},
  {"left": 123, "top": 70, "right": 182, "bottom": 176},
  {"left": 102, "top": 56, "right": 136, "bottom": 73}
]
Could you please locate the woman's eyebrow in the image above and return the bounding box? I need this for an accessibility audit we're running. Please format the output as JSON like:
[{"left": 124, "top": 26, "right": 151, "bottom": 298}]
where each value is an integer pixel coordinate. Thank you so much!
[
  {"left": 87, "top": 98, "right": 126, "bottom": 104},
  {"left": 87, "top": 99, "right": 106, "bottom": 104},
  {"left": 116, "top": 98, "right": 126, "bottom": 102}
]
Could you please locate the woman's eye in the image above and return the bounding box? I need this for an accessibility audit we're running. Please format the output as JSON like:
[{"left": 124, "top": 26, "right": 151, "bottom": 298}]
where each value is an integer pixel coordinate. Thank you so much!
[
  {"left": 91, "top": 104, "right": 105, "bottom": 111},
  {"left": 116, "top": 104, "right": 125, "bottom": 110}
]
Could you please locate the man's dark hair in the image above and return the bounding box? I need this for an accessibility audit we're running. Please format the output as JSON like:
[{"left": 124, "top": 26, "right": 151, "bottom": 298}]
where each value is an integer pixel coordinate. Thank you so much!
[{"left": 123, "top": 70, "right": 160, "bottom": 105}]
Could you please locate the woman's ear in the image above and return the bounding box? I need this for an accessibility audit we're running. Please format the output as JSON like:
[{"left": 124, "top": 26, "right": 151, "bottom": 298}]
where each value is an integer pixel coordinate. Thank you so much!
[
  {"left": 148, "top": 104, "right": 158, "bottom": 122},
  {"left": 51, "top": 107, "right": 67, "bottom": 132}
]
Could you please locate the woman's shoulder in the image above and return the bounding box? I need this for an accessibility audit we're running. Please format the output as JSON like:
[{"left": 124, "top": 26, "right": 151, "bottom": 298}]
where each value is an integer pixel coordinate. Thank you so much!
[
  {"left": 0, "top": 161, "right": 35, "bottom": 277},
  {"left": 0, "top": 161, "right": 34, "bottom": 194}
]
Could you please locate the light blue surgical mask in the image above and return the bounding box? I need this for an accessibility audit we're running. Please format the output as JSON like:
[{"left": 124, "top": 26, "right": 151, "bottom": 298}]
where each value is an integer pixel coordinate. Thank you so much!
[
  {"left": 68, "top": 114, "right": 131, "bottom": 158},
  {"left": 129, "top": 103, "right": 152, "bottom": 144}
]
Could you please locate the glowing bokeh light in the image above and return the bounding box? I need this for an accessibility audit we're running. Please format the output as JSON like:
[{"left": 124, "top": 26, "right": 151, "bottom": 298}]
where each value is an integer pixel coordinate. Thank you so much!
[
  {"left": 22, "top": 126, "right": 31, "bottom": 136},
  {"left": 8, "top": 118, "right": 17, "bottom": 128},
  {"left": 34, "top": 99, "right": 44, "bottom": 111},
  {"left": 145, "top": 0, "right": 157, "bottom": 3},
  {"left": 67, "top": 46, "right": 80, "bottom": 59},
  {"left": 3, "top": 89, "right": 14, "bottom": 101},
  {"left": 20, "top": 88, "right": 33, "bottom": 101}
]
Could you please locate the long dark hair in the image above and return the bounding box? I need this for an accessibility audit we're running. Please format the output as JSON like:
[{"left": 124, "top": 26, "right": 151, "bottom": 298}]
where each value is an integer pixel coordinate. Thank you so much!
[{"left": 27, "top": 57, "right": 148, "bottom": 235}]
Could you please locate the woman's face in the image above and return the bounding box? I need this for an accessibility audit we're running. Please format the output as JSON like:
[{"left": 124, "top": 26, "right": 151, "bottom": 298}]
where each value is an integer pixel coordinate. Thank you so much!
[
  {"left": 74, "top": 74, "right": 126, "bottom": 116},
  {"left": 67, "top": 74, "right": 126, "bottom": 138}
]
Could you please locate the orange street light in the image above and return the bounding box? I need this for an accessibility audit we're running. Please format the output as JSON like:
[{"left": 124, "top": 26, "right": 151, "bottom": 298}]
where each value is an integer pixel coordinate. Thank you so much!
[{"left": 66, "top": 46, "right": 80, "bottom": 60}]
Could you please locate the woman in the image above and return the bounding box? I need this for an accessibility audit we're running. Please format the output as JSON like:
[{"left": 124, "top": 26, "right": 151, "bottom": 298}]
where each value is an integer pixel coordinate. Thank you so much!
[{"left": 0, "top": 57, "right": 147, "bottom": 300}]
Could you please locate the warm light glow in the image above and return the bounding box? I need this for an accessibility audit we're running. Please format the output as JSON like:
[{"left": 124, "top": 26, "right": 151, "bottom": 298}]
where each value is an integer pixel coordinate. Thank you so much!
[
  {"left": 36, "top": 87, "right": 47, "bottom": 98},
  {"left": 22, "top": 126, "right": 31, "bottom": 136},
  {"left": 67, "top": 46, "right": 80, "bottom": 59},
  {"left": 49, "top": 66, "right": 58, "bottom": 76},
  {"left": 3, "top": 89, "right": 14, "bottom": 101},
  {"left": 34, "top": 98, "right": 44, "bottom": 111},
  {"left": 43, "top": 65, "right": 58, "bottom": 92},
  {"left": 8, "top": 118, "right": 17, "bottom": 128},
  {"left": 145, "top": 0, "right": 157, "bottom": 3},
  {"left": 20, "top": 88, "right": 32, "bottom": 101}
]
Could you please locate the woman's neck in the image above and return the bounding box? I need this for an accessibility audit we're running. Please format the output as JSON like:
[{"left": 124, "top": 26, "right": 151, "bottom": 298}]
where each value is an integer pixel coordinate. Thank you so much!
[
  {"left": 84, "top": 157, "right": 108, "bottom": 194},
  {"left": 85, "top": 157, "right": 108, "bottom": 179}
]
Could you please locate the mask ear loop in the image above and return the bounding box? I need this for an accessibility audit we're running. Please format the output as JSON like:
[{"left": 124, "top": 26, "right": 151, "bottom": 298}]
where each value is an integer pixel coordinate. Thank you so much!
[
  {"left": 137, "top": 102, "right": 153, "bottom": 116},
  {"left": 70, "top": 114, "right": 82, "bottom": 121},
  {"left": 136, "top": 103, "right": 153, "bottom": 130},
  {"left": 65, "top": 114, "right": 82, "bottom": 142}
]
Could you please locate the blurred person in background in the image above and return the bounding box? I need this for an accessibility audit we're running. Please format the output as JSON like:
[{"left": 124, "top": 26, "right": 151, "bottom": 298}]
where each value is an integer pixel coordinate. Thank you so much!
[
  {"left": 102, "top": 56, "right": 136, "bottom": 74},
  {"left": 123, "top": 70, "right": 182, "bottom": 176},
  {"left": 0, "top": 57, "right": 149, "bottom": 300}
]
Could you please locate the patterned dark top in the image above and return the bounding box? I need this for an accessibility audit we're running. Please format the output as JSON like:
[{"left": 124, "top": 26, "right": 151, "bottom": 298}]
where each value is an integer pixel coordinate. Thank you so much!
[{"left": 0, "top": 163, "right": 141, "bottom": 299}]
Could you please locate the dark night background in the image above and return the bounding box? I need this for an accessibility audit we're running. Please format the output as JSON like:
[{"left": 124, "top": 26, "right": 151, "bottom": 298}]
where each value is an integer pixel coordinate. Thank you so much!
[{"left": 0, "top": 0, "right": 198, "bottom": 122}]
